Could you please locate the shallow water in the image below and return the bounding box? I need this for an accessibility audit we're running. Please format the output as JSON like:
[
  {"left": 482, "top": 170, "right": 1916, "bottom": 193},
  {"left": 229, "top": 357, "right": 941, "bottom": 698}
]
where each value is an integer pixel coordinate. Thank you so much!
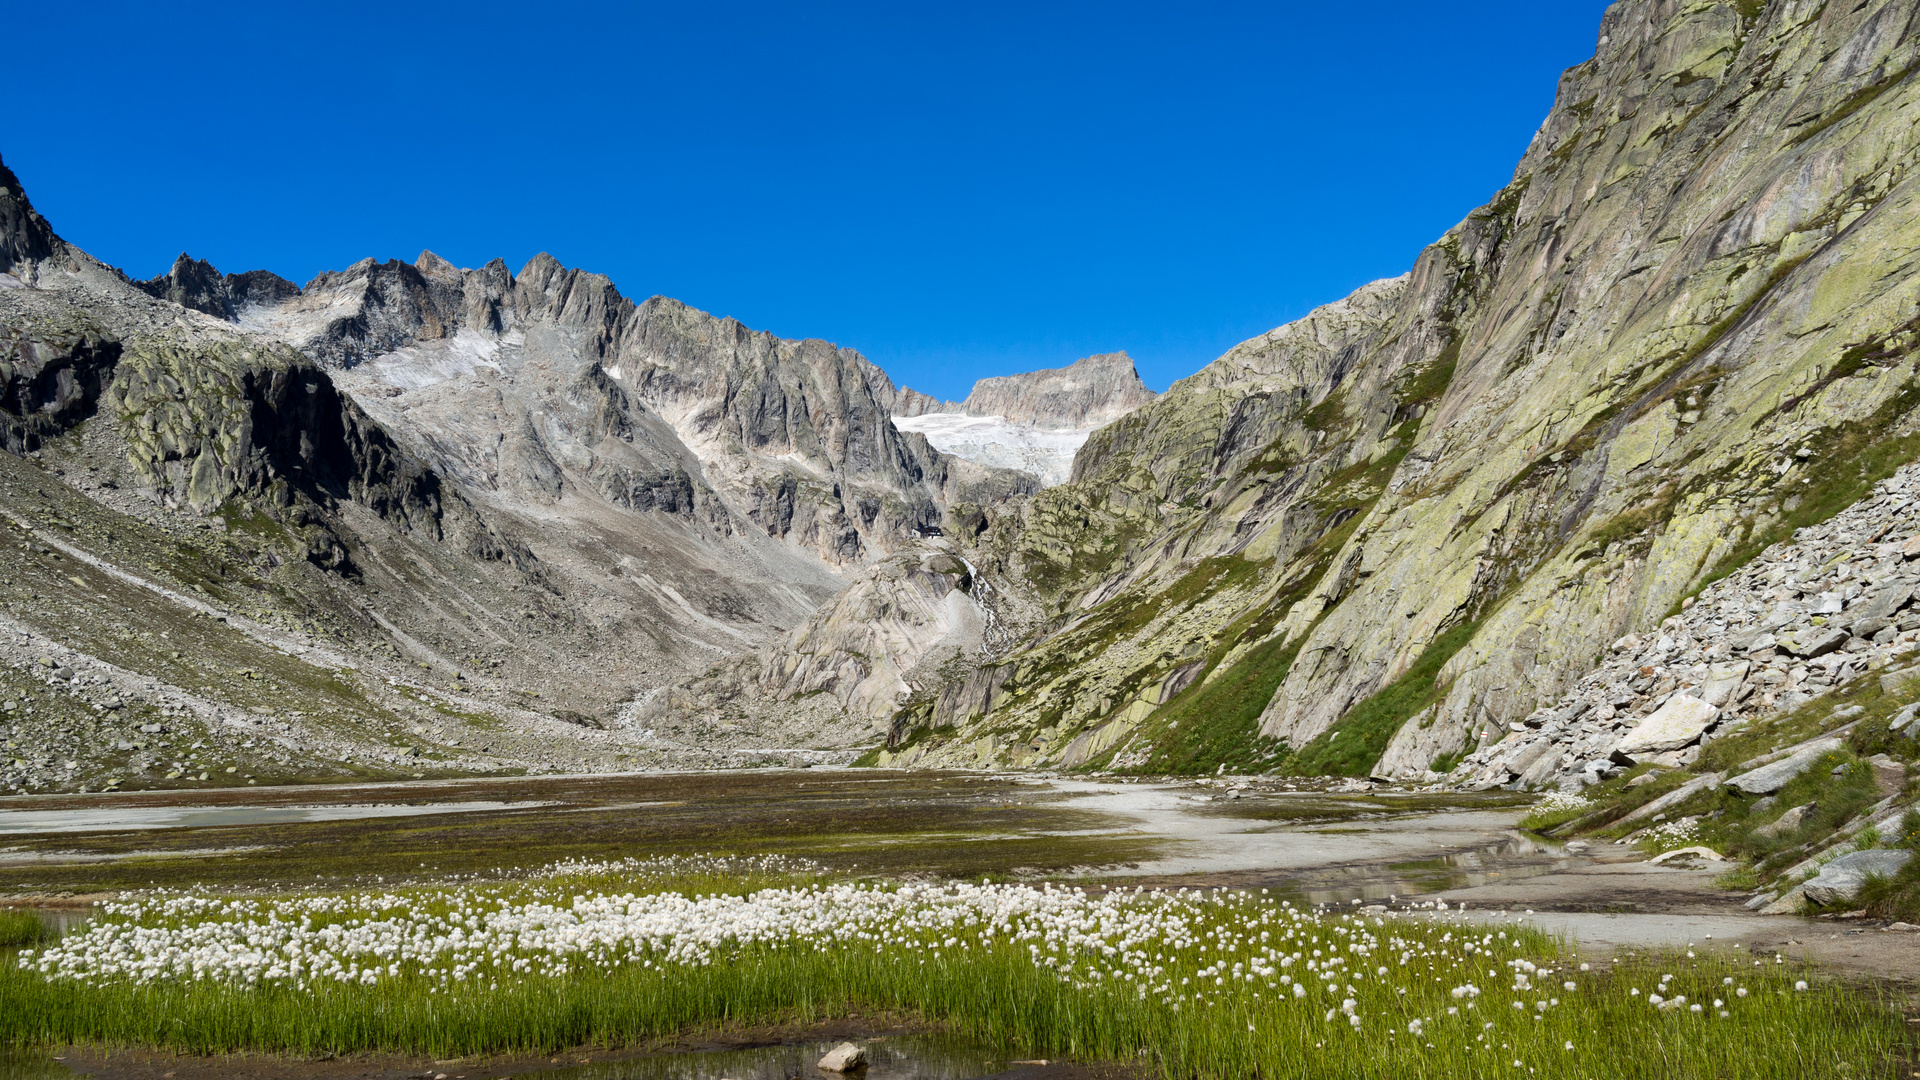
[
  {"left": 521, "top": 1035, "right": 1006, "bottom": 1080},
  {"left": 0, "top": 1049, "right": 72, "bottom": 1080},
  {"left": 0, "top": 800, "right": 549, "bottom": 835}
]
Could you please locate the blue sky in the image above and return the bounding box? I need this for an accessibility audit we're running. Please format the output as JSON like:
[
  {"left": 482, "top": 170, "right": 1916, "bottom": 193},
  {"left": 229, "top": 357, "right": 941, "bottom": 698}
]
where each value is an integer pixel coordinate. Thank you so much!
[{"left": 6, "top": 2, "right": 1611, "bottom": 399}]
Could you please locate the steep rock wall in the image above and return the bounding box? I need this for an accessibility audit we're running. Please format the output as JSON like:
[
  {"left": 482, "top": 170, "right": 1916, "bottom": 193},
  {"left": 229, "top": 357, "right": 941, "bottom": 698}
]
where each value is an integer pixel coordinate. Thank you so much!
[{"left": 897, "top": 0, "right": 1920, "bottom": 777}]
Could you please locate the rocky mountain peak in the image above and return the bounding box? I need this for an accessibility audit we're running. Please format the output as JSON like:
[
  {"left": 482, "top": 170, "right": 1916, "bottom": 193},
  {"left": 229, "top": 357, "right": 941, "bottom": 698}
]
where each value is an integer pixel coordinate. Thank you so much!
[
  {"left": 0, "top": 154, "right": 59, "bottom": 281},
  {"left": 960, "top": 351, "right": 1156, "bottom": 429},
  {"left": 134, "top": 253, "right": 235, "bottom": 320}
]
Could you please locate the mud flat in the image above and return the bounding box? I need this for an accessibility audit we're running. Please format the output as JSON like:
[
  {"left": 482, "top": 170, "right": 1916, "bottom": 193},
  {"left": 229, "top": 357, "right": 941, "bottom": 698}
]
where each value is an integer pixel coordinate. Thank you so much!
[{"left": 5, "top": 770, "right": 1914, "bottom": 984}]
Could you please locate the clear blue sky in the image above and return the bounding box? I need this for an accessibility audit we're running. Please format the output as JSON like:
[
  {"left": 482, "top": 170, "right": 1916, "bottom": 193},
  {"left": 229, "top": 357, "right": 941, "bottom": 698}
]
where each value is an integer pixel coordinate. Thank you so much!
[{"left": 5, "top": 1, "right": 1611, "bottom": 399}]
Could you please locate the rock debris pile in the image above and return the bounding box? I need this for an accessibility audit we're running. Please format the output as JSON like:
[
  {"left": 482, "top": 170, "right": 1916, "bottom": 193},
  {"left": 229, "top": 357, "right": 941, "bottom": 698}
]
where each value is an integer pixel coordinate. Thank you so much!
[{"left": 1453, "top": 464, "right": 1920, "bottom": 791}]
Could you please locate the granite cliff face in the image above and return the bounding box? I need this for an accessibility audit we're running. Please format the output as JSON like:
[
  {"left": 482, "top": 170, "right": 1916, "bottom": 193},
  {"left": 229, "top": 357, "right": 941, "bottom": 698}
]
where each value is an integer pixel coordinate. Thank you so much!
[
  {"left": 220, "top": 251, "right": 1036, "bottom": 568},
  {"left": 957, "top": 352, "right": 1157, "bottom": 429},
  {"left": 883, "top": 0, "right": 1920, "bottom": 781},
  {"left": 899, "top": 352, "right": 1157, "bottom": 429}
]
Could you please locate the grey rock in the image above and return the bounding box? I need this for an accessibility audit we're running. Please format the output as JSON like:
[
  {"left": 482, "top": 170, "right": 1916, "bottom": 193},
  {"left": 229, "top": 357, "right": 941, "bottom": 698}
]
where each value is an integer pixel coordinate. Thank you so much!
[
  {"left": 1616, "top": 772, "right": 1725, "bottom": 828},
  {"left": 1801, "top": 849, "right": 1913, "bottom": 906},
  {"left": 817, "top": 1043, "right": 868, "bottom": 1072},
  {"left": 1752, "top": 803, "right": 1814, "bottom": 839},
  {"left": 1845, "top": 579, "right": 1915, "bottom": 638},
  {"left": 1776, "top": 628, "right": 1849, "bottom": 659},
  {"left": 1613, "top": 695, "right": 1718, "bottom": 757},
  {"left": 1727, "top": 739, "right": 1845, "bottom": 794},
  {"left": 1884, "top": 666, "right": 1920, "bottom": 698},
  {"left": 948, "top": 352, "right": 1156, "bottom": 430},
  {"left": 133, "top": 253, "right": 236, "bottom": 320}
]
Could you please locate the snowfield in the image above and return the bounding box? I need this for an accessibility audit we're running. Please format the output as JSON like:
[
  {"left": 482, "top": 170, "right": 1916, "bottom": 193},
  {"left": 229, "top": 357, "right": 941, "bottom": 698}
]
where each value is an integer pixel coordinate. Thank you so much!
[{"left": 891, "top": 413, "right": 1096, "bottom": 486}]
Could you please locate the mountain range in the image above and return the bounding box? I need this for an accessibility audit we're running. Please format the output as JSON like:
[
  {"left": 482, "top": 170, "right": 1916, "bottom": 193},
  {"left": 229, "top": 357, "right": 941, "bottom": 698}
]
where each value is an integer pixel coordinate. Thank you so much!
[{"left": 2, "top": 0, "right": 1918, "bottom": 798}]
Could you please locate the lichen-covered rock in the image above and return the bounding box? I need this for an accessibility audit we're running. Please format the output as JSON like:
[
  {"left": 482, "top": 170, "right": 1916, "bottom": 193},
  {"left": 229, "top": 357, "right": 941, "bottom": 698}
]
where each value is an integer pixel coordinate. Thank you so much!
[
  {"left": 1801, "top": 849, "right": 1913, "bottom": 906},
  {"left": 909, "top": 0, "right": 1920, "bottom": 776}
]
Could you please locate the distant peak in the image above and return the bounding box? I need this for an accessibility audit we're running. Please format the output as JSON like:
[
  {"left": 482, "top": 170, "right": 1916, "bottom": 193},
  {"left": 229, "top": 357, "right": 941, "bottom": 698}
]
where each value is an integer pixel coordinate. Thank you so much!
[
  {"left": 134, "top": 251, "right": 234, "bottom": 320},
  {"left": 0, "top": 153, "right": 60, "bottom": 278},
  {"left": 959, "top": 352, "right": 1157, "bottom": 430}
]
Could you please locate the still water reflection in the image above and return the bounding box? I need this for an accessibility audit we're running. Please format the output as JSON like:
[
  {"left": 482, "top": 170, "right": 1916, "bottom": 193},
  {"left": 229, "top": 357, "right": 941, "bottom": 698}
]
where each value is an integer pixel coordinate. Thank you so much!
[
  {"left": 523, "top": 1036, "right": 1010, "bottom": 1080},
  {"left": 0, "top": 1035, "right": 1013, "bottom": 1080}
]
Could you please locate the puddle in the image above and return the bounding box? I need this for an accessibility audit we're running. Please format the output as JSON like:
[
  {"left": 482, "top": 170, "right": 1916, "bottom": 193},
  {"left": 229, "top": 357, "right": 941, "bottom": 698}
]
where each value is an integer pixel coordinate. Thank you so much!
[
  {"left": 29, "top": 905, "right": 94, "bottom": 937},
  {"left": 0, "top": 1049, "right": 73, "bottom": 1080},
  {"left": 1106, "top": 830, "right": 1575, "bottom": 909},
  {"left": 1048, "top": 780, "right": 1534, "bottom": 880},
  {"left": 523, "top": 1035, "right": 1006, "bottom": 1080},
  {"left": 0, "top": 800, "right": 555, "bottom": 836}
]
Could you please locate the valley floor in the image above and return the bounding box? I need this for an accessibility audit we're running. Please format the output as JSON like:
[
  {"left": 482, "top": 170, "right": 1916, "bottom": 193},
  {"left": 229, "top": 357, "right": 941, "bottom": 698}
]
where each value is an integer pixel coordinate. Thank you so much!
[{"left": 6, "top": 770, "right": 1917, "bottom": 981}]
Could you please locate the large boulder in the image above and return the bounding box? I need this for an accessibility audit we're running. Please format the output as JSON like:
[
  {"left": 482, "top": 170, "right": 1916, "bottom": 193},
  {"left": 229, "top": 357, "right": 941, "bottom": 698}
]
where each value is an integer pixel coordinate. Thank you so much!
[
  {"left": 1726, "top": 738, "right": 1845, "bottom": 795},
  {"left": 1699, "top": 662, "right": 1751, "bottom": 707},
  {"left": 1613, "top": 695, "right": 1719, "bottom": 758},
  {"left": 1800, "top": 849, "right": 1912, "bottom": 906}
]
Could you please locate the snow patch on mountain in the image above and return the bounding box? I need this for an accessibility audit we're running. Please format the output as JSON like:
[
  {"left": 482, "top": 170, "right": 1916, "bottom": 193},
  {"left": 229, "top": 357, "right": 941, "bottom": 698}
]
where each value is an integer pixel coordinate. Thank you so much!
[{"left": 892, "top": 413, "right": 1094, "bottom": 487}]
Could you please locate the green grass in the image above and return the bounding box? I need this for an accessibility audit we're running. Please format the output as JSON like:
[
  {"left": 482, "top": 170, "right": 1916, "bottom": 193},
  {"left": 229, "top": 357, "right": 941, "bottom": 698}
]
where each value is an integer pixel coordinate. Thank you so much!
[
  {"left": 1285, "top": 620, "right": 1482, "bottom": 777},
  {"left": 0, "top": 878, "right": 1903, "bottom": 1079},
  {"left": 1118, "top": 633, "right": 1300, "bottom": 775},
  {"left": 0, "top": 909, "right": 46, "bottom": 948},
  {"left": 1518, "top": 795, "right": 1596, "bottom": 833}
]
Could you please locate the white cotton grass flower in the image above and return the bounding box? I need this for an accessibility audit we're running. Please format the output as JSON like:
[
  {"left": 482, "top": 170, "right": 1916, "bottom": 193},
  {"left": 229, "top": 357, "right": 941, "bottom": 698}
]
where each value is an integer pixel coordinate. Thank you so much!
[{"left": 20, "top": 849, "right": 1830, "bottom": 1068}]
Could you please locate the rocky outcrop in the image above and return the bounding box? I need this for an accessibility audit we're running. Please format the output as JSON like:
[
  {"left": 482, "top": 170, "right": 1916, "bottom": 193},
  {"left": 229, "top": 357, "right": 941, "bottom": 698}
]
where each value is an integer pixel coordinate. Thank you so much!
[
  {"left": 628, "top": 542, "right": 998, "bottom": 746},
  {"left": 896, "top": 353, "right": 1158, "bottom": 430},
  {"left": 0, "top": 313, "right": 119, "bottom": 453},
  {"left": 134, "top": 254, "right": 236, "bottom": 320},
  {"left": 224, "top": 269, "right": 300, "bottom": 310},
  {"left": 898, "top": 0, "right": 1920, "bottom": 776},
  {"left": 893, "top": 387, "right": 963, "bottom": 417},
  {"left": 1428, "top": 463, "right": 1920, "bottom": 789},
  {"left": 226, "top": 249, "right": 1035, "bottom": 567},
  {"left": 0, "top": 155, "right": 57, "bottom": 280},
  {"left": 106, "top": 335, "right": 444, "bottom": 546},
  {"left": 956, "top": 352, "right": 1156, "bottom": 429}
]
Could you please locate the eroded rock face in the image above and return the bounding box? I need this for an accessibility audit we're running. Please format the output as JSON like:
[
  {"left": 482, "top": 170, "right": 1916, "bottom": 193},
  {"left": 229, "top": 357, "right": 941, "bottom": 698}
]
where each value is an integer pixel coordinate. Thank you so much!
[
  {"left": 134, "top": 254, "right": 235, "bottom": 320},
  {"left": 628, "top": 542, "right": 1001, "bottom": 746},
  {"left": 898, "top": 0, "right": 1920, "bottom": 776},
  {"left": 0, "top": 158, "right": 57, "bottom": 280},
  {"left": 955, "top": 352, "right": 1156, "bottom": 430},
  {"left": 221, "top": 250, "right": 1035, "bottom": 568}
]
